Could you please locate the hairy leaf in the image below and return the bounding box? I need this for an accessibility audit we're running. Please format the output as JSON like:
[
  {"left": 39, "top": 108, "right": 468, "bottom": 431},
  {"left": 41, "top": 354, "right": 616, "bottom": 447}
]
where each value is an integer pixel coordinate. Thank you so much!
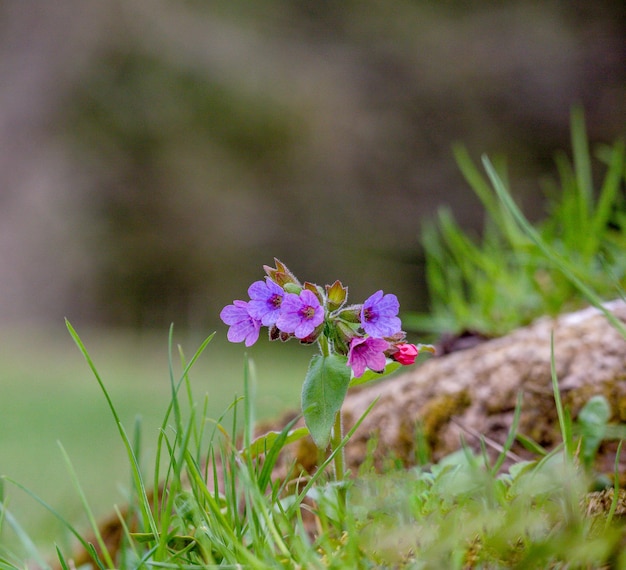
[{"left": 302, "top": 354, "right": 351, "bottom": 448}]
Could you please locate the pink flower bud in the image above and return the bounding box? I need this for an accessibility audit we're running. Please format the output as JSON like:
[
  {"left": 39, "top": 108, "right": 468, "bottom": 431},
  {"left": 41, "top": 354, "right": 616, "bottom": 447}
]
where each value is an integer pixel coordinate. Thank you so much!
[{"left": 391, "top": 343, "right": 419, "bottom": 365}]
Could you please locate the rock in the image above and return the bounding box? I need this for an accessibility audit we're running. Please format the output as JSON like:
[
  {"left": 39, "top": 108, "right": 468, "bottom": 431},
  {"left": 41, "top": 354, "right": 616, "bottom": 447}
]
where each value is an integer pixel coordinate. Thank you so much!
[{"left": 277, "top": 299, "right": 626, "bottom": 481}]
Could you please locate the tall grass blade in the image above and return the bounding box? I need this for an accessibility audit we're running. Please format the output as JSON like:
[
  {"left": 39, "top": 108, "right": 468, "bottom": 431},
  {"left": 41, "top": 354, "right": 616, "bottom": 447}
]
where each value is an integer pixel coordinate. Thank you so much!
[
  {"left": 0, "top": 502, "right": 48, "bottom": 569},
  {"left": 65, "top": 320, "right": 159, "bottom": 539},
  {"left": 453, "top": 145, "right": 521, "bottom": 244},
  {"left": 549, "top": 334, "right": 574, "bottom": 459},
  {"left": 155, "top": 332, "right": 215, "bottom": 488},
  {"left": 57, "top": 441, "right": 115, "bottom": 568},
  {"left": 587, "top": 140, "right": 625, "bottom": 257},
  {"left": 167, "top": 324, "right": 184, "bottom": 441},
  {"left": 243, "top": 353, "right": 256, "bottom": 451},
  {"left": 571, "top": 106, "right": 593, "bottom": 224},
  {"left": 112, "top": 505, "right": 140, "bottom": 570},
  {"left": 490, "top": 391, "right": 523, "bottom": 476},
  {"left": 3, "top": 477, "right": 92, "bottom": 557},
  {"left": 55, "top": 546, "right": 70, "bottom": 570},
  {"left": 255, "top": 416, "right": 304, "bottom": 493},
  {"left": 85, "top": 544, "right": 106, "bottom": 570},
  {"left": 159, "top": 331, "right": 216, "bottom": 442}
]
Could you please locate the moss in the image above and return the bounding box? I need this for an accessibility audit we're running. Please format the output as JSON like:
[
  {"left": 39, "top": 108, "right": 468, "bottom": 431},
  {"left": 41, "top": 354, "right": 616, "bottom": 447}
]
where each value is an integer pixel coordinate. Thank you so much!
[
  {"left": 421, "top": 390, "right": 472, "bottom": 448},
  {"left": 617, "top": 393, "right": 626, "bottom": 423},
  {"left": 565, "top": 385, "right": 605, "bottom": 418},
  {"left": 603, "top": 375, "right": 626, "bottom": 422},
  {"left": 294, "top": 434, "right": 322, "bottom": 474}
]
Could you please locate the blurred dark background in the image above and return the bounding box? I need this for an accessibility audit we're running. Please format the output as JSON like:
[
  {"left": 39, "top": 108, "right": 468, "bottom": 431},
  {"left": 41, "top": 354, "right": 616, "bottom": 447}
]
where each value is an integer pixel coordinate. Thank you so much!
[{"left": 1, "top": 0, "right": 624, "bottom": 330}]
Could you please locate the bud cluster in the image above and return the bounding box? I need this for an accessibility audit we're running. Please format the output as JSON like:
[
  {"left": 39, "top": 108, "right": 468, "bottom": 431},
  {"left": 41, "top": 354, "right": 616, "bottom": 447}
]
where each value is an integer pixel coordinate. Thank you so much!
[{"left": 220, "top": 259, "right": 430, "bottom": 377}]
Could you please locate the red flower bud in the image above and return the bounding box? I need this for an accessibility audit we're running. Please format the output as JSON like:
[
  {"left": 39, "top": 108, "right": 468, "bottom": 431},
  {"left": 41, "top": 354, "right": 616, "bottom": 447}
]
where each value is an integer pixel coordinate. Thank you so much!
[{"left": 391, "top": 343, "right": 419, "bottom": 365}]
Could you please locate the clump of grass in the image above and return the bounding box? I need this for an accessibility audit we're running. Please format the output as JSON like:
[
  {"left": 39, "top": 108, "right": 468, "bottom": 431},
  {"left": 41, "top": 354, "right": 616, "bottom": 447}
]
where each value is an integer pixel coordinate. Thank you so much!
[
  {"left": 407, "top": 107, "right": 626, "bottom": 336},
  {"left": 0, "top": 322, "right": 376, "bottom": 568},
  {"left": 1, "top": 321, "right": 625, "bottom": 569}
]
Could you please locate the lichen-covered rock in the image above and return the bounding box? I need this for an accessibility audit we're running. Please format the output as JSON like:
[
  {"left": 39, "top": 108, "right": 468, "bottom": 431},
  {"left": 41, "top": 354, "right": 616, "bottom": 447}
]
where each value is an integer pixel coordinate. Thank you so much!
[{"left": 276, "top": 300, "right": 626, "bottom": 482}]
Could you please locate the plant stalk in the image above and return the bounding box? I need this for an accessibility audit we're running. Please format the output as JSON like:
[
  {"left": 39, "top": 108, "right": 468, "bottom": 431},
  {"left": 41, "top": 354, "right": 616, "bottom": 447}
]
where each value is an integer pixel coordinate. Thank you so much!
[{"left": 331, "top": 410, "right": 345, "bottom": 481}]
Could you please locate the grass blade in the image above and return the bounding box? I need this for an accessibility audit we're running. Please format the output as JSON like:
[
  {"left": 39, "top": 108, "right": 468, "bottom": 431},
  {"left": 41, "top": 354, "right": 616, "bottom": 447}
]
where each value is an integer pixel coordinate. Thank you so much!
[
  {"left": 571, "top": 106, "right": 593, "bottom": 224},
  {"left": 243, "top": 353, "right": 256, "bottom": 451},
  {"left": 0, "top": 501, "right": 49, "bottom": 569},
  {"left": 65, "top": 320, "right": 159, "bottom": 539},
  {"left": 55, "top": 546, "right": 70, "bottom": 570},
  {"left": 2, "top": 477, "right": 91, "bottom": 560},
  {"left": 588, "top": 139, "right": 625, "bottom": 256},
  {"left": 490, "top": 391, "right": 524, "bottom": 475},
  {"left": 549, "top": 333, "right": 574, "bottom": 459},
  {"left": 57, "top": 441, "right": 115, "bottom": 568}
]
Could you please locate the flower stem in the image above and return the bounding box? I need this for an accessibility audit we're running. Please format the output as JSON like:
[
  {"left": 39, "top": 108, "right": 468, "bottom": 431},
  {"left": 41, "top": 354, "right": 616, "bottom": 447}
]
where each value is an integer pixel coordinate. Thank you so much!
[
  {"left": 331, "top": 409, "right": 345, "bottom": 481},
  {"left": 319, "top": 334, "right": 330, "bottom": 357},
  {"left": 332, "top": 409, "right": 347, "bottom": 515}
]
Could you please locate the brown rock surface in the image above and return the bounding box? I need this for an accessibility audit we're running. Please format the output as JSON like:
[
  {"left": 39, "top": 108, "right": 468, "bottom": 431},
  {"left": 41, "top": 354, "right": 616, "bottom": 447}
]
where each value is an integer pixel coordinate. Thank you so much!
[{"left": 278, "top": 299, "right": 626, "bottom": 480}]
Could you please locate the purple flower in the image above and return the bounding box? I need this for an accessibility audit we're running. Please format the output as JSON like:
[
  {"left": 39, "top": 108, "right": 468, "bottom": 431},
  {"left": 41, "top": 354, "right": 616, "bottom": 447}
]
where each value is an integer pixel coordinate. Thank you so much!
[
  {"left": 360, "top": 290, "right": 401, "bottom": 338},
  {"left": 347, "top": 336, "right": 390, "bottom": 378},
  {"left": 247, "top": 278, "right": 285, "bottom": 326},
  {"left": 275, "top": 289, "right": 324, "bottom": 339},
  {"left": 220, "top": 300, "right": 261, "bottom": 347}
]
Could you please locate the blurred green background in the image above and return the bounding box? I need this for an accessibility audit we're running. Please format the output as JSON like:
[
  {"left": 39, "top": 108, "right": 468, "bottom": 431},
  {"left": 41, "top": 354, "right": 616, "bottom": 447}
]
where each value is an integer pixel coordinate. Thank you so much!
[
  {"left": 0, "top": 0, "right": 625, "bottom": 553},
  {"left": 1, "top": 0, "right": 624, "bottom": 328}
]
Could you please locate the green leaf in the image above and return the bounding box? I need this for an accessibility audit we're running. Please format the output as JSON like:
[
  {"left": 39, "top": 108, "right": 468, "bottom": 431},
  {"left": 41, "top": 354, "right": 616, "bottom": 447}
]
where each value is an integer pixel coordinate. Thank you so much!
[
  {"left": 255, "top": 414, "right": 304, "bottom": 492},
  {"left": 603, "top": 424, "right": 626, "bottom": 440},
  {"left": 130, "top": 532, "right": 157, "bottom": 543},
  {"left": 243, "top": 427, "right": 310, "bottom": 460},
  {"left": 516, "top": 433, "right": 548, "bottom": 457},
  {"left": 348, "top": 360, "right": 401, "bottom": 388},
  {"left": 577, "top": 395, "right": 610, "bottom": 469},
  {"left": 302, "top": 354, "right": 351, "bottom": 448}
]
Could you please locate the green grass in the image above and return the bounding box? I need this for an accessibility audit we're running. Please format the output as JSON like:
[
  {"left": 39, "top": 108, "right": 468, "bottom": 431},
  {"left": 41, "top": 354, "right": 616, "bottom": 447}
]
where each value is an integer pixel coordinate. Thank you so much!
[
  {"left": 0, "top": 325, "right": 309, "bottom": 553},
  {"left": 406, "top": 107, "right": 626, "bottom": 337}
]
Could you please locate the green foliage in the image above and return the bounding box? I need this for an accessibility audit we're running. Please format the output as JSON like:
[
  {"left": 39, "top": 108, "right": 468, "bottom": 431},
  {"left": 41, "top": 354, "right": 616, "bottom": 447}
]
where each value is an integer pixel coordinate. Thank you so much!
[
  {"left": 407, "top": 107, "right": 626, "bottom": 336},
  {"left": 1, "top": 324, "right": 625, "bottom": 568},
  {"left": 348, "top": 360, "right": 625, "bottom": 569},
  {"left": 351, "top": 443, "right": 623, "bottom": 568},
  {"left": 578, "top": 395, "right": 611, "bottom": 473}
]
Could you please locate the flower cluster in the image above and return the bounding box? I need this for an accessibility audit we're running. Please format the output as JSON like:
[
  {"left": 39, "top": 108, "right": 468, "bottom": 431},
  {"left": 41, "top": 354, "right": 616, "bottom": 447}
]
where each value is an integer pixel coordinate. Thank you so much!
[{"left": 220, "top": 259, "right": 426, "bottom": 377}]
